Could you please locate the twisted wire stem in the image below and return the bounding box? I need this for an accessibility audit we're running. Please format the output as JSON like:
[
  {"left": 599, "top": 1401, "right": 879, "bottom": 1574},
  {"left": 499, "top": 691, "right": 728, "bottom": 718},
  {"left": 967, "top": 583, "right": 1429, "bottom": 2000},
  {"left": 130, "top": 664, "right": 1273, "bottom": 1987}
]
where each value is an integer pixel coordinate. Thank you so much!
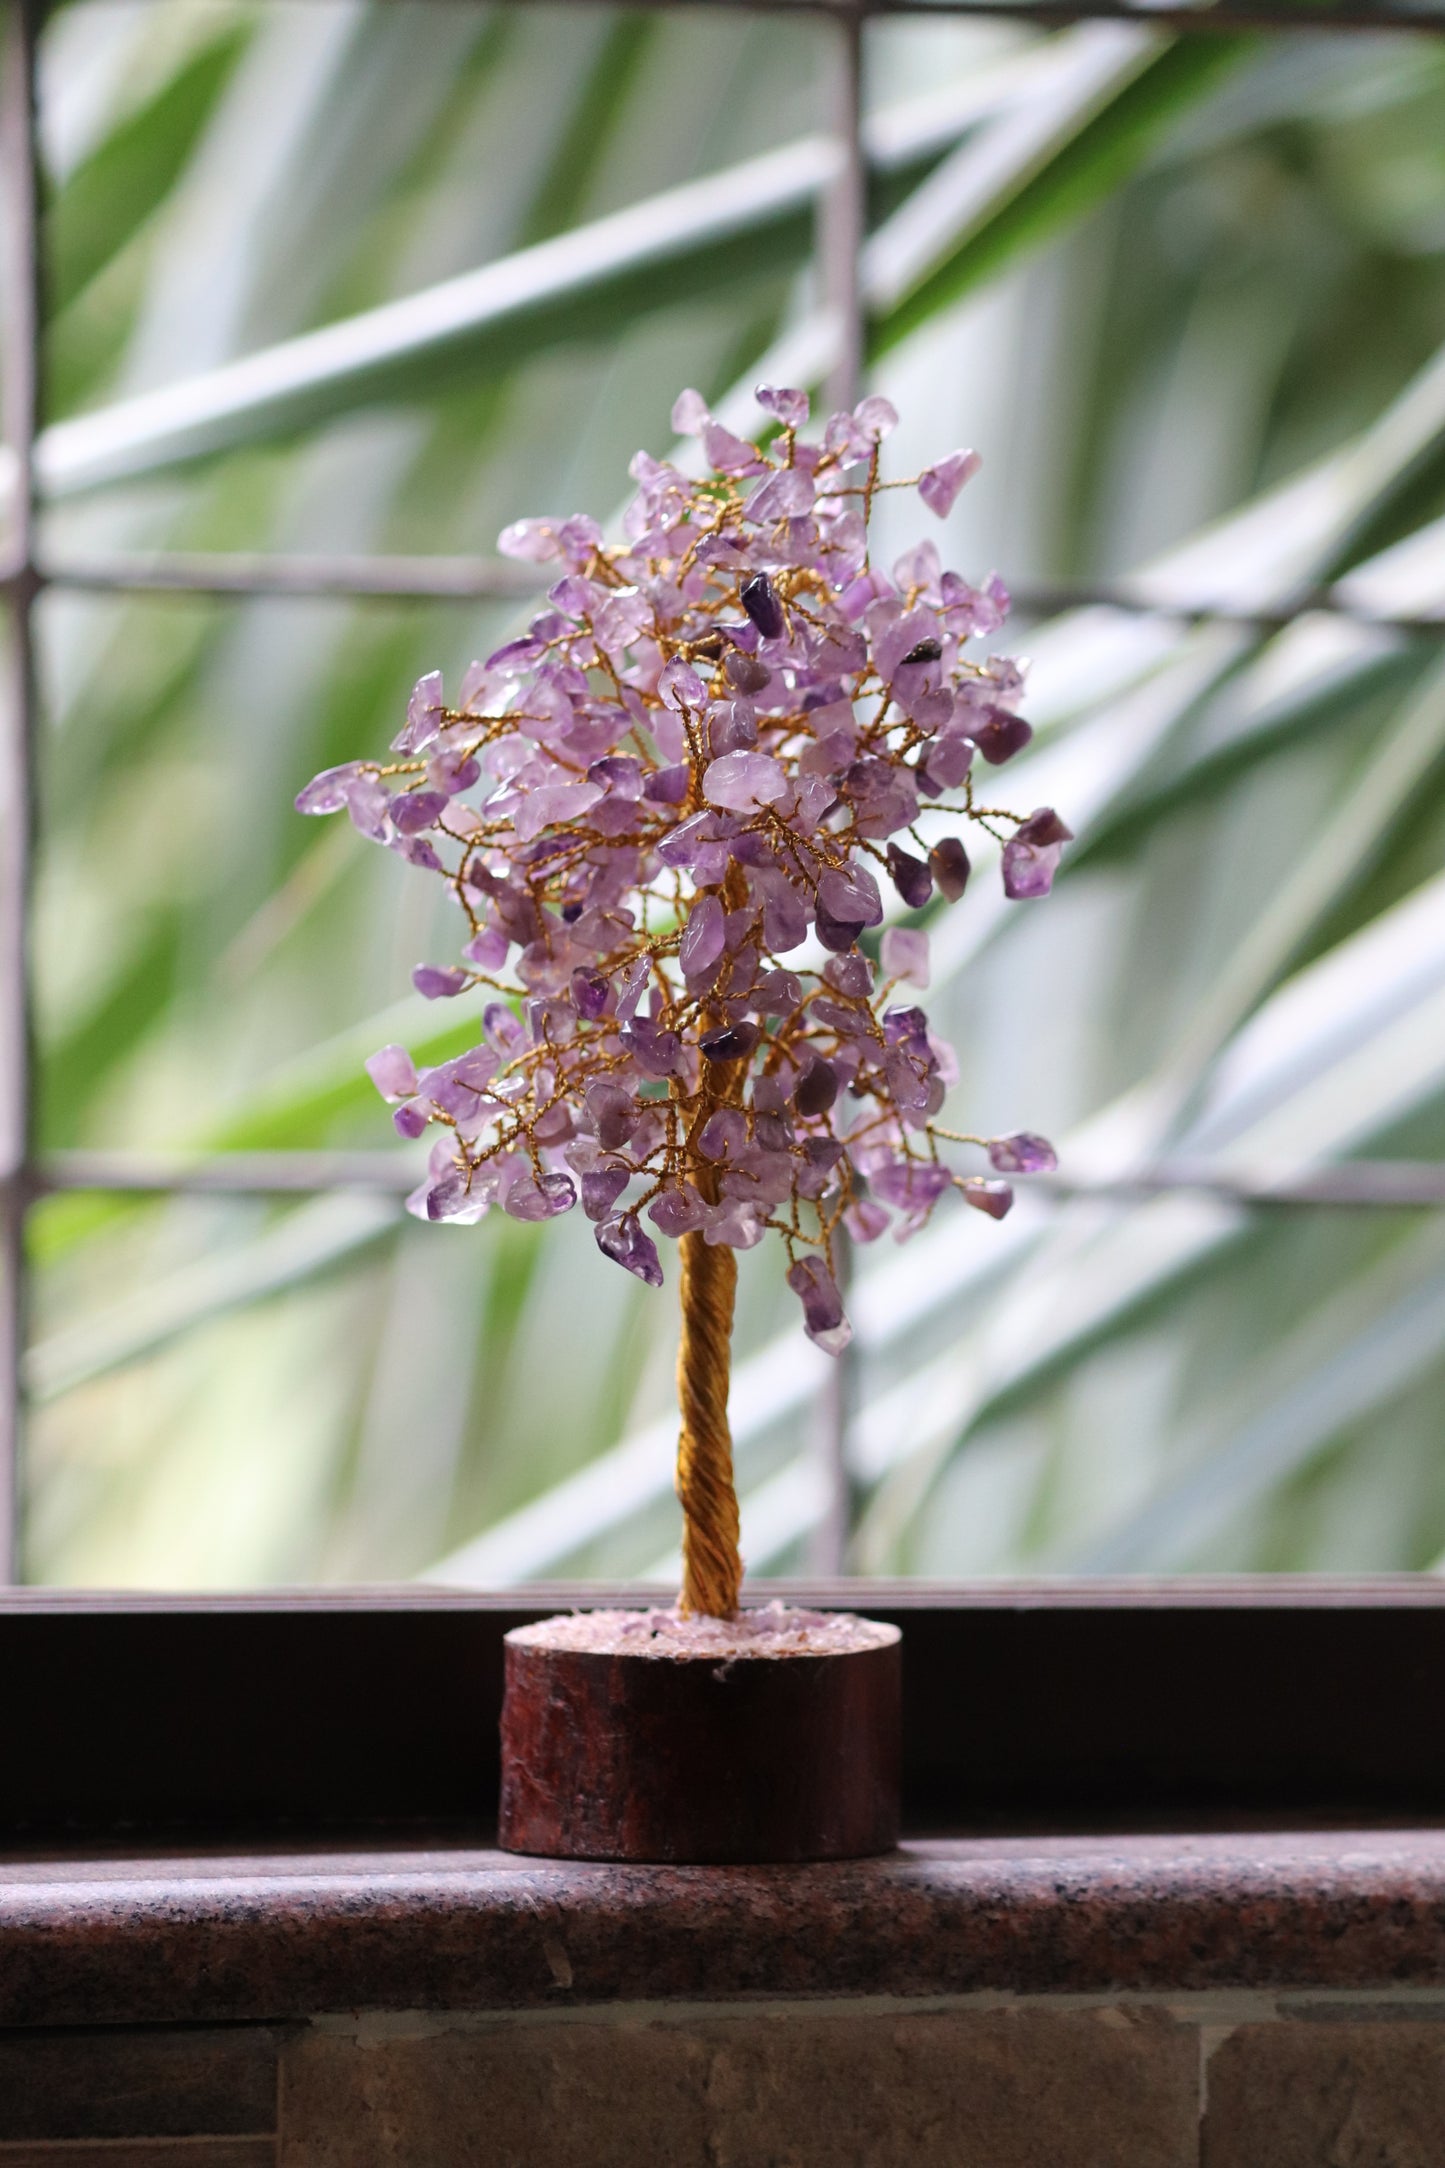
[
  {"left": 674, "top": 868, "right": 747, "bottom": 1618},
  {"left": 675, "top": 1226, "right": 742, "bottom": 1619}
]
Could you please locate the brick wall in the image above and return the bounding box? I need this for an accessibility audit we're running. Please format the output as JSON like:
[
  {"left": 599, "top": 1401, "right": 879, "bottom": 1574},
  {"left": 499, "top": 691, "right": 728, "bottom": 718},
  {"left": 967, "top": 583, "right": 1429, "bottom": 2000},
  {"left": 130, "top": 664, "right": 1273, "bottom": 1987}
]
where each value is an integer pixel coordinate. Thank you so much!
[{"left": 4, "top": 1992, "right": 1445, "bottom": 2165}]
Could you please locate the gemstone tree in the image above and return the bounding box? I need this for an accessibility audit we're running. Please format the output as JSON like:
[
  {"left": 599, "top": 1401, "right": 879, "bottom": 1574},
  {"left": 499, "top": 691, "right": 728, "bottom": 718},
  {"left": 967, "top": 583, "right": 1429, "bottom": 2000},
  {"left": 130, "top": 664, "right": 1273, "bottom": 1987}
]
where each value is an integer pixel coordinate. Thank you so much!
[{"left": 297, "top": 385, "right": 1068, "bottom": 1617}]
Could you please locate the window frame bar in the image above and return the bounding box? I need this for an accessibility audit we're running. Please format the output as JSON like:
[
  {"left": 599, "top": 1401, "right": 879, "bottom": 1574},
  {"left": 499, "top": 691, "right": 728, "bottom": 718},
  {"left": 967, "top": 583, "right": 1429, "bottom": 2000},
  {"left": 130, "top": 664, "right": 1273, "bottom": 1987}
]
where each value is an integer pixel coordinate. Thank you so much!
[
  {"left": 8, "top": 550, "right": 1445, "bottom": 636},
  {"left": 5, "top": 0, "right": 1445, "bottom": 1589},
  {"left": 1, "top": 0, "right": 38, "bottom": 1586},
  {"left": 7, "top": 1578, "right": 1445, "bottom": 1840}
]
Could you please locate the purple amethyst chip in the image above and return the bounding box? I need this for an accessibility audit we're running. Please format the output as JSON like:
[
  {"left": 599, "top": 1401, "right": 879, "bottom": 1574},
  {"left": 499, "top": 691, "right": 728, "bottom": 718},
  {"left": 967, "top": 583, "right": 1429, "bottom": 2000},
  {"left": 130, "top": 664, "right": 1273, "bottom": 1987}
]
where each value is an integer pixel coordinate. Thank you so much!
[{"left": 740, "top": 571, "right": 785, "bottom": 641}]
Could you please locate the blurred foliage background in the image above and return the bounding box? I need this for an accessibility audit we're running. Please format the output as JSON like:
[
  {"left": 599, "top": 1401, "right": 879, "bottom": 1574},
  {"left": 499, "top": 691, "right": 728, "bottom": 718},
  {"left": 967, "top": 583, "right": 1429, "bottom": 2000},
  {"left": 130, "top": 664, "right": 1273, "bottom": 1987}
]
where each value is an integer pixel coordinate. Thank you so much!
[{"left": 17, "top": 0, "right": 1445, "bottom": 1586}]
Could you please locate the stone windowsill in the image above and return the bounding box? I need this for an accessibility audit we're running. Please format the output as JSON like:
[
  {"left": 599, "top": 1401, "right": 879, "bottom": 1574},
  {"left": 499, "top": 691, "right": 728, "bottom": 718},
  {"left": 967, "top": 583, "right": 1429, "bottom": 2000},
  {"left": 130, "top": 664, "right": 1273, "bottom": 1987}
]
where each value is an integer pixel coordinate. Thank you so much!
[{"left": 5, "top": 1826, "right": 1445, "bottom": 2031}]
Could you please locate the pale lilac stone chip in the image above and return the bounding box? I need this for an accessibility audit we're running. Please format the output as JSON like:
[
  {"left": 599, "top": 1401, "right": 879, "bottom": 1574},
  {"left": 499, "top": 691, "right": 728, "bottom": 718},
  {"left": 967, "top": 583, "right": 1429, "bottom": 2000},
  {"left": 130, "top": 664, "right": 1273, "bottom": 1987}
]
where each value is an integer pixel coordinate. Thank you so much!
[
  {"left": 754, "top": 968, "right": 803, "bottom": 1015},
  {"left": 680, "top": 893, "right": 727, "bottom": 981},
  {"left": 643, "top": 763, "right": 690, "bottom": 805},
  {"left": 786, "top": 1256, "right": 852, "bottom": 1356},
  {"left": 725, "top": 652, "right": 771, "bottom": 695},
  {"left": 1002, "top": 807, "right": 1072, "bottom": 900},
  {"left": 571, "top": 967, "right": 611, "bottom": 1021},
  {"left": 505, "top": 1171, "right": 577, "bottom": 1221},
  {"left": 589, "top": 754, "right": 644, "bottom": 800},
  {"left": 868, "top": 1158, "right": 950, "bottom": 1210},
  {"left": 394, "top": 836, "right": 443, "bottom": 872},
  {"left": 393, "top": 1099, "right": 430, "bottom": 1139},
  {"left": 659, "top": 658, "right": 707, "bottom": 711},
  {"left": 988, "top": 1132, "right": 1057, "bottom": 1174},
  {"left": 464, "top": 923, "right": 509, "bottom": 970},
  {"left": 962, "top": 1179, "right": 1014, "bottom": 1220},
  {"left": 671, "top": 388, "right": 710, "bottom": 435},
  {"left": 428, "top": 748, "right": 480, "bottom": 797},
  {"left": 649, "top": 1185, "right": 709, "bottom": 1237},
  {"left": 885, "top": 1047, "right": 932, "bottom": 1112},
  {"left": 703, "top": 752, "right": 788, "bottom": 811},
  {"left": 917, "top": 449, "right": 981, "bottom": 519},
  {"left": 818, "top": 863, "right": 883, "bottom": 928},
  {"left": 746, "top": 467, "right": 815, "bottom": 524},
  {"left": 413, "top": 964, "right": 468, "bottom": 999},
  {"left": 845, "top": 1197, "right": 891, "bottom": 1244},
  {"left": 390, "top": 790, "right": 448, "bottom": 834},
  {"left": 622, "top": 1015, "right": 681, "bottom": 1076},
  {"left": 498, "top": 517, "right": 562, "bottom": 563},
  {"left": 755, "top": 384, "right": 809, "bottom": 428},
  {"left": 295, "top": 764, "right": 357, "bottom": 815},
  {"left": 585, "top": 1081, "right": 637, "bottom": 1151},
  {"left": 853, "top": 395, "right": 898, "bottom": 442},
  {"left": 582, "top": 1164, "right": 631, "bottom": 1221},
  {"left": 392, "top": 671, "right": 445, "bottom": 755},
  {"left": 699, "top": 1108, "right": 747, "bottom": 1161},
  {"left": 344, "top": 775, "right": 390, "bottom": 842},
  {"left": 703, "top": 420, "right": 762, "bottom": 474},
  {"left": 483, "top": 1002, "right": 526, "bottom": 1054},
  {"left": 596, "top": 1214, "right": 664, "bottom": 1286},
  {"left": 701, "top": 1198, "right": 766, "bottom": 1250},
  {"left": 709, "top": 700, "right": 758, "bottom": 757},
  {"left": 825, "top": 952, "right": 872, "bottom": 998},
  {"left": 881, "top": 927, "right": 930, "bottom": 987},
  {"left": 365, "top": 1044, "right": 418, "bottom": 1101},
  {"left": 513, "top": 780, "right": 603, "bottom": 841}
]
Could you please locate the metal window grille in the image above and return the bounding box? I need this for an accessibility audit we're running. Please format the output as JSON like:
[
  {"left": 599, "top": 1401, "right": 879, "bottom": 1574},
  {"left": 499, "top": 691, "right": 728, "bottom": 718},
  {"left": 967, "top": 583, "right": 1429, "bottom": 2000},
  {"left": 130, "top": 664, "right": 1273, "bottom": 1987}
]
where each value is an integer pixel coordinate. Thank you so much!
[{"left": 4, "top": 0, "right": 1445, "bottom": 1586}]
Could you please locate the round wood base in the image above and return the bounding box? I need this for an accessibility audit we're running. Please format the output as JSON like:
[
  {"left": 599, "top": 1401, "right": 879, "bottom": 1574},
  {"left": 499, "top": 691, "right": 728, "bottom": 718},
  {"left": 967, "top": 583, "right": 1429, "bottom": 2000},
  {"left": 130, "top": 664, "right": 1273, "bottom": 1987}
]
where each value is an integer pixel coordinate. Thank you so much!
[{"left": 498, "top": 1607, "right": 902, "bottom": 1863}]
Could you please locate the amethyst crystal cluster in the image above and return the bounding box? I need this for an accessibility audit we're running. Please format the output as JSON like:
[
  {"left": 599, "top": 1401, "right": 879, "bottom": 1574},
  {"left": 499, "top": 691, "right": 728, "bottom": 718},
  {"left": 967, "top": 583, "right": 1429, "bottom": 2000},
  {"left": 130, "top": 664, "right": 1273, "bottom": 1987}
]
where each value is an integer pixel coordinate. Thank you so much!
[{"left": 298, "top": 386, "right": 1067, "bottom": 1353}]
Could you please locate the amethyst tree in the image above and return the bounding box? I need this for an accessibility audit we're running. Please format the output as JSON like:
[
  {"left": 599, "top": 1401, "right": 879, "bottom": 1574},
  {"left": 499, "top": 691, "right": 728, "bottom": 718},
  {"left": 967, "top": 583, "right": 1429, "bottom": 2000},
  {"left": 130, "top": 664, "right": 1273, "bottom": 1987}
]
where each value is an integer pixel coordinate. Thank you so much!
[{"left": 298, "top": 385, "right": 1068, "bottom": 1618}]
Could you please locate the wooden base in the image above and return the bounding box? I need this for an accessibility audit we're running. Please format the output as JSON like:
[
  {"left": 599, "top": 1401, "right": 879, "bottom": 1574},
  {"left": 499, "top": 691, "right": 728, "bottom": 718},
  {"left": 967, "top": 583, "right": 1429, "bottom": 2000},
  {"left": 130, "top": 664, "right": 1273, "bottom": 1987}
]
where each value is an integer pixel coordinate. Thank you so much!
[{"left": 498, "top": 1607, "right": 902, "bottom": 1863}]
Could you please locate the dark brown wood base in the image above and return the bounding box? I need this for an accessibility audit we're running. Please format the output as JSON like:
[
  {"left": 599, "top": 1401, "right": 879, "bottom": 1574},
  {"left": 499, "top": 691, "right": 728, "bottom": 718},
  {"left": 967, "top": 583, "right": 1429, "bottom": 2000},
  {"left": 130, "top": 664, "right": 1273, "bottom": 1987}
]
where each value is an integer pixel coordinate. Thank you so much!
[{"left": 498, "top": 1609, "right": 902, "bottom": 1862}]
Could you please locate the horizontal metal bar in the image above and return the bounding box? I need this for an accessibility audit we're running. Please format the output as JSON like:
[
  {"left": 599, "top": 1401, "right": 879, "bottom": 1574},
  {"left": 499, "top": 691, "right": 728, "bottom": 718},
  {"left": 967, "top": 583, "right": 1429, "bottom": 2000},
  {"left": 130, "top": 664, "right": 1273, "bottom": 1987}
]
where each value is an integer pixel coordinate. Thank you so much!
[
  {"left": 29, "top": 1151, "right": 420, "bottom": 1197},
  {"left": 14, "top": 550, "right": 1445, "bottom": 636},
  {"left": 17, "top": 1150, "right": 1445, "bottom": 1207},
  {"left": 28, "top": 549, "right": 540, "bottom": 604},
  {"left": 305, "top": 0, "right": 1445, "bottom": 33},
  {"left": 1006, "top": 577, "right": 1445, "bottom": 638},
  {"left": 326, "top": 0, "right": 1445, "bottom": 34},
  {"left": 1043, "top": 1160, "right": 1445, "bottom": 1207},
  {"left": 866, "top": 0, "right": 1445, "bottom": 29}
]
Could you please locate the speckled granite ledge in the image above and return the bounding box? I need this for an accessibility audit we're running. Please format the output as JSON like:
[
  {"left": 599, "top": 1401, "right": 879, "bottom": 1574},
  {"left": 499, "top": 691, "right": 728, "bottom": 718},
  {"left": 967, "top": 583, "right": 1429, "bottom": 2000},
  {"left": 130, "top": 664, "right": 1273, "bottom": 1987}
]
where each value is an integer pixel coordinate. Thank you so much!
[{"left": 4, "top": 1829, "right": 1445, "bottom": 2029}]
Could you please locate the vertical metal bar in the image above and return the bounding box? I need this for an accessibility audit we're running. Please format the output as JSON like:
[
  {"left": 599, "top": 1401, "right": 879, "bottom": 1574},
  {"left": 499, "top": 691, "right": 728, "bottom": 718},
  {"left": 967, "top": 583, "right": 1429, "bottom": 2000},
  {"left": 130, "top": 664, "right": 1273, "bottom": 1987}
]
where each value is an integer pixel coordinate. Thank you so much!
[
  {"left": 0, "top": 0, "right": 40, "bottom": 1583},
  {"left": 809, "top": 6, "right": 866, "bottom": 1575},
  {"left": 807, "top": 1231, "right": 857, "bottom": 1575},
  {"left": 819, "top": 3, "right": 865, "bottom": 416}
]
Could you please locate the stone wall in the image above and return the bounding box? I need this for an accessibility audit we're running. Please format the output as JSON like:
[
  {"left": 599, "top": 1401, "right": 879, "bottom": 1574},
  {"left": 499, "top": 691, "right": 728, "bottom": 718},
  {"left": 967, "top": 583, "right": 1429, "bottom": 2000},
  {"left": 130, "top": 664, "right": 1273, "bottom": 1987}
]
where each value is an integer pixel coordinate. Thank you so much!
[{"left": 5, "top": 1990, "right": 1445, "bottom": 2165}]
